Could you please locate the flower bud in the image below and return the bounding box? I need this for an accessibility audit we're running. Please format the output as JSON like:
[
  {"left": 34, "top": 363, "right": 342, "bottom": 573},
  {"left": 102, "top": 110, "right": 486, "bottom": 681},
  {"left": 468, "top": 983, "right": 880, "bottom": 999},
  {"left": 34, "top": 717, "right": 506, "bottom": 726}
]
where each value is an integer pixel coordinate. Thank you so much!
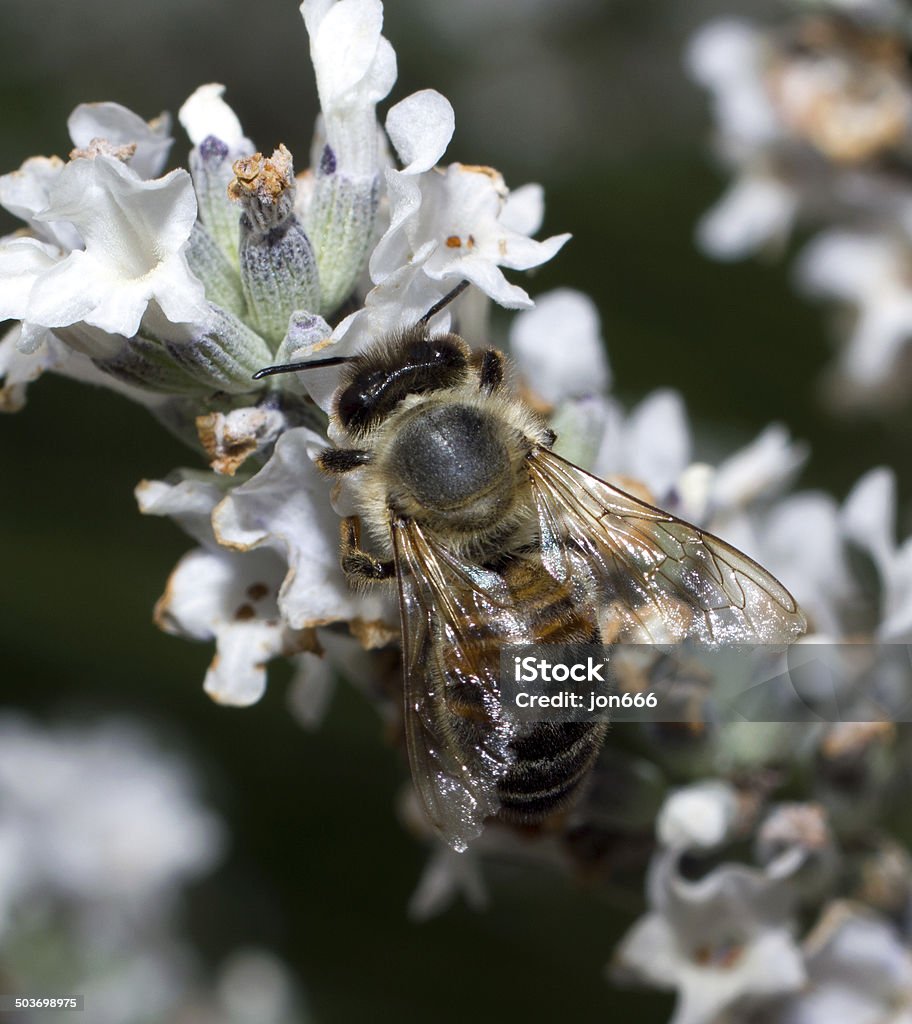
[{"left": 229, "top": 146, "right": 321, "bottom": 344}]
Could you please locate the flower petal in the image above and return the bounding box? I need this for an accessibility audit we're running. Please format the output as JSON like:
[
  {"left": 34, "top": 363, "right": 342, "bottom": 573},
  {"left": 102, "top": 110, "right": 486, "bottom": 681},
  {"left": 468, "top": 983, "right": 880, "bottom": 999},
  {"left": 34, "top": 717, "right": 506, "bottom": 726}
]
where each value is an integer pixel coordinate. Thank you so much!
[
  {"left": 625, "top": 390, "right": 691, "bottom": 501},
  {"left": 0, "top": 156, "right": 82, "bottom": 251},
  {"left": 509, "top": 288, "right": 610, "bottom": 404},
  {"left": 0, "top": 237, "right": 61, "bottom": 327},
  {"left": 68, "top": 102, "right": 173, "bottom": 179},
  {"left": 696, "top": 174, "right": 797, "bottom": 260},
  {"left": 841, "top": 467, "right": 896, "bottom": 581},
  {"left": 178, "top": 84, "right": 252, "bottom": 152},
  {"left": 385, "top": 90, "right": 455, "bottom": 173},
  {"left": 710, "top": 425, "right": 808, "bottom": 514},
  {"left": 28, "top": 156, "right": 206, "bottom": 337},
  {"left": 212, "top": 427, "right": 396, "bottom": 633},
  {"left": 657, "top": 781, "right": 738, "bottom": 851}
]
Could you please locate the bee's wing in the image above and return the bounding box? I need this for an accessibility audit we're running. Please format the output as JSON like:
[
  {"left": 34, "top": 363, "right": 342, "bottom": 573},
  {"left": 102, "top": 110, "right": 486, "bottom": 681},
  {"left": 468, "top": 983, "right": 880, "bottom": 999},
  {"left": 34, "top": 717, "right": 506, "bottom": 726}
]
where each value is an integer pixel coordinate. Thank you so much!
[
  {"left": 528, "top": 448, "right": 806, "bottom": 644},
  {"left": 391, "top": 517, "right": 524, "bottom": 852}
]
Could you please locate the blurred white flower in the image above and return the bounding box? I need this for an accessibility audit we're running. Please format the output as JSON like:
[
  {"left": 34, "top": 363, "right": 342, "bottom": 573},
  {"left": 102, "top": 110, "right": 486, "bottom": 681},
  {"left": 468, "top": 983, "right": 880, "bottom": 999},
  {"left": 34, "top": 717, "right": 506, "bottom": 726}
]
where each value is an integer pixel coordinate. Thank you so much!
[
  {"left": 212, "top": 948, "right": 308, "bottom": 1024},
  {"left": 0, "top": 716, "right": 222, "bottom": 929},
  {"left": 408, "top": 844, "right": 487, "bottom": 921},
  {"left": 744, "top": 465, "right": 911, "bottom": 642},
  {"left": 0, "top": 714, "right": 314, "bottom": 1024},
  {"left": 509, "top": 287, "right": 610, "bottom": 404},
  {"left": 696, "top": 174, "right": 798, "bottom": 261},
  {"left": 746, "top": 901, "right": 912, "bottom": 1024},
  {"left": 841, "top": 467, "right": 912, "bottom": 641},
  {"left": 612, "top": 848, "right": 805, "bottom": 1024},
  {"left": 689, "top": 7, "right": 912, "bottom": 401},
  {"left": 657, "top": 781, "right": 739, "bottom": 851},
  {"left": 798, "top": 229, "right": 912, "bottom": 388}
]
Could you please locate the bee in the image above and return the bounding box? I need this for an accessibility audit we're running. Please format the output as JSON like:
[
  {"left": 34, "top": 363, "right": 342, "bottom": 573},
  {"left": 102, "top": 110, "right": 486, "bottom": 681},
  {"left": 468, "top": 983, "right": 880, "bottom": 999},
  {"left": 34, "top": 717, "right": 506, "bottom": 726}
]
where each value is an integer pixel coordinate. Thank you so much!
[{"left": 255, "top": 282, "right": 806, "bottom": 851}]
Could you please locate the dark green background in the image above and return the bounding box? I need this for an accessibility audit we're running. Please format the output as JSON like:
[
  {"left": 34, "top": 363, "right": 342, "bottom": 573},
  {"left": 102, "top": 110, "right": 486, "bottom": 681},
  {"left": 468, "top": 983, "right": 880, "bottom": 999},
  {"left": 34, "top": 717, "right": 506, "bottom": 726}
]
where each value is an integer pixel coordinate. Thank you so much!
[{"left": 1, "top": 1, "right": 909, "bottom": 1021}]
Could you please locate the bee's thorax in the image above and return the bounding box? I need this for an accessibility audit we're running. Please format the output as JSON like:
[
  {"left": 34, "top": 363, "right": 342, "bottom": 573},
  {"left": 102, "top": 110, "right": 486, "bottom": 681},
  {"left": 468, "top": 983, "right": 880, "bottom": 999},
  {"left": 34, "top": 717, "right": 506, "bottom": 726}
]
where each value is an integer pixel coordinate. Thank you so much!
[{"left": 386, "top": 403, "right": 513, "bottom": 516}]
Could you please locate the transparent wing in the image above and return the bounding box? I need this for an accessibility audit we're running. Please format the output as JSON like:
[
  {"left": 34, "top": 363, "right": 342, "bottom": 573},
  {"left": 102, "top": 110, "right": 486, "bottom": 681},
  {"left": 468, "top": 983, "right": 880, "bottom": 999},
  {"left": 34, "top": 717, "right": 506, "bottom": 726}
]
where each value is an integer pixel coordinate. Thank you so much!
[
  {"left": 528, "top": 448, "right": 807, "bottom": 645},
  {"left": 391, "top": 517, "right": 525, "bottom": 851}
]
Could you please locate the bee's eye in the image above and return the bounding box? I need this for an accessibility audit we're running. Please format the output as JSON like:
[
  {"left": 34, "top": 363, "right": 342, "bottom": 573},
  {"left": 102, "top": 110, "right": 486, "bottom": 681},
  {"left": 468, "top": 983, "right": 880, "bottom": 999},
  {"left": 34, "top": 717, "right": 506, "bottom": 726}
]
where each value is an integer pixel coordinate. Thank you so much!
[
  {"left": 336, "top": 335, "right": 469, "bottom": 434},
  {"left": 407, "top": 337, "right": 456, "bottom": 366},
  {"left": 337, "top": 372, "right": 385, "bottom": 433}
]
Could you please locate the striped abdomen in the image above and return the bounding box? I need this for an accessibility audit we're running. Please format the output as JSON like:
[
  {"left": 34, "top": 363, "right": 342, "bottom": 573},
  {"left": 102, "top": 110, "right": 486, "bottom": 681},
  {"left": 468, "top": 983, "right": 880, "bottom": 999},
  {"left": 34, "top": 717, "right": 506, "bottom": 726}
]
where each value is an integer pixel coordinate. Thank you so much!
[
  {"left": 496, "top": 558, "right": 607, "bottom": 825},
  {"left": 438, "top": 555, "right": 607, "bottom": 827}
]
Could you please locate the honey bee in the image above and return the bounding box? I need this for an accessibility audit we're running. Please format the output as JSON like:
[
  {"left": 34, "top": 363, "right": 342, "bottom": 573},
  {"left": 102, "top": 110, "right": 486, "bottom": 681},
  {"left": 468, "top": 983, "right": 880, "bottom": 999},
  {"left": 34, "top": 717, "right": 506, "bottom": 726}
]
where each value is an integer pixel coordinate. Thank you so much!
[{"left": 255, "top": 282, "right": 806, "bottom": 851}]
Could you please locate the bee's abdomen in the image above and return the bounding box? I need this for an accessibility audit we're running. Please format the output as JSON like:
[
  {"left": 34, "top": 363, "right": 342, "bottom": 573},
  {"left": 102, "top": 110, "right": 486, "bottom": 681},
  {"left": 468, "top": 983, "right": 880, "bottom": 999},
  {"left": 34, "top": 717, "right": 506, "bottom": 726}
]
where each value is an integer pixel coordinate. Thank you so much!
[
  {"left": 502, "top": 558, "right": 597, "bottom": 643},
  {"left": 497, "top": 720, "right": 608, "bottom": 823},
  {"left": 495, "top": 558, "right": 605, "bottom": 825}
]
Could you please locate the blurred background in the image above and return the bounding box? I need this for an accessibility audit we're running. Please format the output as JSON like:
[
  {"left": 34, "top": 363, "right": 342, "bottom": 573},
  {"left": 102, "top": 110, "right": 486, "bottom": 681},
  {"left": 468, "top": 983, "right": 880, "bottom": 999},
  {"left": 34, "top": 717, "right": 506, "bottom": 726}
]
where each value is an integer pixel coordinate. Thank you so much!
[{"left": 1, "top": 0, "right": 910, "bottom": 1021}]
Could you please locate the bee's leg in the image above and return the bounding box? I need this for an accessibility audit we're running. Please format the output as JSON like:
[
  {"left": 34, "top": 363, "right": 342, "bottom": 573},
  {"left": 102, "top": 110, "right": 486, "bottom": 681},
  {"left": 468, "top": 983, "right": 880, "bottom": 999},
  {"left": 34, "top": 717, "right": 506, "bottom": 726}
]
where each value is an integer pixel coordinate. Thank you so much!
[
  {"left": 316, "top": 448, "right": 373, "bottom": 474},
  {"left": 340, "top": 516, "right": 395, "bottom": 583},
  {"left": 472, "top": 349, "right": 505, "bottom": 393}
]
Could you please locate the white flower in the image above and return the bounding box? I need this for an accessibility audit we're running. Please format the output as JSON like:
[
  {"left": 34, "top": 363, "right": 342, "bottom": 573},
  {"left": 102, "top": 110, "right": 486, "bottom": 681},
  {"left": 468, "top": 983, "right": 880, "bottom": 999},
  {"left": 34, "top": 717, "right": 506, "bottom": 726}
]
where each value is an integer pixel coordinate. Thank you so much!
[
  {"left": 211, "top": 427, "right": 396, "bottom": 637},
  {"left": 301, "top": 0, "right": 397, "bottom": 177},
  {"left": 385, "top": 89, "right": 455, "bottom": 174},
  {"left": 657, "top": 781, "right": 739, "bottom": 851},
  {"left": 613, "top": 849, "right": 805, "bottom": 1024},
  {"left": 179, "top": 84, "right": 253, "bottom": 154},
  {"left": 408, "top": 844, "right": 487, "bottom": 921},
  {"left": 797, "top": 229, "right": 912, "bottom": 388},
  {"left": 0, "top": 155, "right": 82, "bottom": 251},
  {"left": 8, "top": 154, "right": 206, "bottom": 352},
  {"left": 137, "top": 473, "right": 319, "bottom": 706},
  {"left": 841, "top": 467, "right": 912, "bottom": 641},
  {"left": 68, "top": 101, "right": 173, "bottom": 179},
  {"left": 696, "top": 173, "right": 798, "bottom": 261},
  {"left": 751, "top": 902, "right": 912, "bottom": 1024},
  {"left": 508, "top": 288, "right": 610, "bottom": 405},
  {"left": 0, "top": 103, "right": 170, "bottom": 252},
  {"left": 372, "top": 127, "right": 570, "bottom": 307},
  {"left": 0, "top": 715, "right": 222, "bottom": 922}
]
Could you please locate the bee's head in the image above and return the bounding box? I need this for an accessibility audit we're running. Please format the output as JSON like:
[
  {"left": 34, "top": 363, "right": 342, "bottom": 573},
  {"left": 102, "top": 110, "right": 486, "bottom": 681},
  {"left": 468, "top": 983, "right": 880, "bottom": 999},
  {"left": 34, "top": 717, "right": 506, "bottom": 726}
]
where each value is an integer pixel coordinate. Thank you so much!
[
  {"left": 250, "top": 281, "right": 474, "bottom": 436},
  {"left": 334, "top": 328, "right": 471, "bottom": 437}
]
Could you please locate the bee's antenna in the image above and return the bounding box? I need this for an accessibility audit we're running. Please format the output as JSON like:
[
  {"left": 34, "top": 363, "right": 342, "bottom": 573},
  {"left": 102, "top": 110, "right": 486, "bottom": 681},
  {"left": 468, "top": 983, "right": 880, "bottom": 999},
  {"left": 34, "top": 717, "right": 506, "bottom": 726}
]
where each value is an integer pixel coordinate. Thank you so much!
[
  {"left": 418, "top": 279, "right": 470, "bottom": 326},
  {"left": 252, "top": 279, "right": 470, "bottom": 380},
  {"left": 252, "top": 354, "right": 352, "bottom": 380}
]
